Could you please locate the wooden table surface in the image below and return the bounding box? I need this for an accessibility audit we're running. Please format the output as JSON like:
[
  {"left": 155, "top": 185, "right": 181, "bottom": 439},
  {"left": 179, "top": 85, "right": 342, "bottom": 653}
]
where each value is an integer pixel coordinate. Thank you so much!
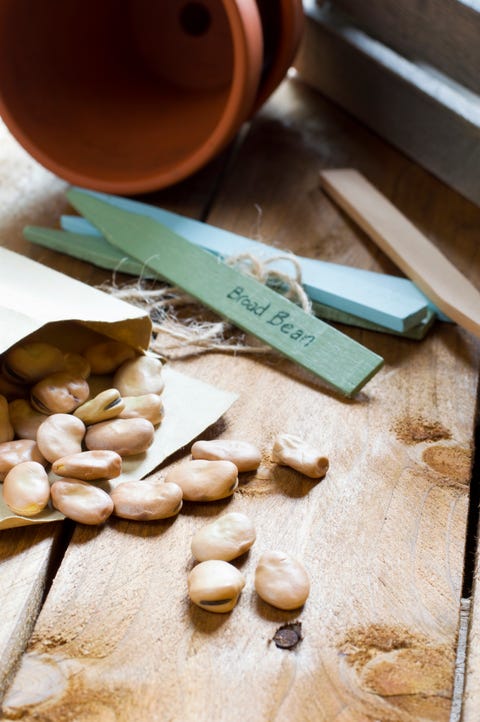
[{"left": 1, "top": 76, "right": 480, "bottom": 722}]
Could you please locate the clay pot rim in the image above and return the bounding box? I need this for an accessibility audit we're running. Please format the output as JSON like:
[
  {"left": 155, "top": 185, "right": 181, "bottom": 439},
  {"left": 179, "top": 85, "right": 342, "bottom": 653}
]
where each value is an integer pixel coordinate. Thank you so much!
[
  {"left": 0, "top": 0, "right": 264, "bottom": 195},
  {"left": 252, "top": 0, "right": 304, "bottom": 113}
]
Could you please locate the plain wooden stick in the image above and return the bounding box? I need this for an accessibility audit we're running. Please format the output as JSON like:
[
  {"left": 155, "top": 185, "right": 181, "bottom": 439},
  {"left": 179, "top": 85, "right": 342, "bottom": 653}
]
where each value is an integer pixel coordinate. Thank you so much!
[{"left": 320, "top": 168, "right": 480, "bottom": 339}]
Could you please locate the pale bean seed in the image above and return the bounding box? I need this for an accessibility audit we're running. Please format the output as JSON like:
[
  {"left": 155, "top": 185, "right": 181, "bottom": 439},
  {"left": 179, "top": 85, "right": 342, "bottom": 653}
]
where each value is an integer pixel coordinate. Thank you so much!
[
  {"left": 85, "top": 417, "right": 154, "bottom": 457},
  {"left": 0, "top": 395, "right": 14, "bottom": 443},
  {"left": 191, "top": 439, "right": 261, "bottom": 472},
  {"left": 36, "top": 414, "right": 86, "bottom": 463},
  {"left": 74, "top": 389, "right": 125, "bottom": 425},
  {"left": 50, "top": 479, "right": 113, "bottom": 525},
  {"left": 83, "top": 340, "right": 136, "bottom": 375},
  {"left": 119, "top": 394, "right": 164, "bottom": 425},
  {"left": 111, "top": 479, "right": 183, "bottom": 520},
  {"left": 31, "top": 373, "right": 89, "bottom": 414},
  {"left": 3, "top": 342, "right": 65, "bottom": 384},
  {"left": 191, "top": 512, "right": 256, "bottom": 562},
  {"left": 165, "top": 460, "right": 238, "bottom": 502},
  {"left": 271, "top": 433, "right": 329, "bottom": 479},
  {"left": 2, "top": 461, "right": 50, "bottom": 516},
  {"left": 0, "top": 440, "right": 46, "bottom": 481},
  {"left": 63, "top": 352, "right": 91, "bottom": 379},
  {"left": 113, "top": 356, "right": 164, "bottom": 397},
  {"left": 188, "top": 560, "right": 245, "bottom": 613},
  {"left": 254, "top": 551, "right": 310, "bottom": 610},
  {"left": 8, "top": 399, "right": 47, "bottom": 440},
  {"left": 52, "top": 450, "right": 122, "bottom": 481}
]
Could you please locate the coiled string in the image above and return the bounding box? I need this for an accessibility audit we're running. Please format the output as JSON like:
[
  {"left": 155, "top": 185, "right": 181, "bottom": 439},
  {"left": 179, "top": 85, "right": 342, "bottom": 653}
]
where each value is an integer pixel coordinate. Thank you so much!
[{"left": 100, "top": 252, "right": 312, "bottom": 359}]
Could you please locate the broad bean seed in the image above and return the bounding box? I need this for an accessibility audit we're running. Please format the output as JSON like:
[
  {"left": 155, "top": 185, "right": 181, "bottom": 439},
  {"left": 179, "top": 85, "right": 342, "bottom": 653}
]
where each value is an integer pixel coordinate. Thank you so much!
[
  {"left": 271, "top": 433, "right": 329, "bottom": 479},
  {"left": 8, "top": 399, "right": 47, "bottom": 440},
  {"left": 119, "top": 394, "right": 164, "bottom": 425},
  {"left": 188, "top": 560, "right": 245, "bottom": 613},
  {"left": 2, "top": 461, "right": 50, "bottom": 516},
  {"left": 51, "top": 479, "right": 114, "bottom": 525},
  {"left": 191, "top": 512, "right": 256, "bottom": 561},
  {"left": 85, "top": 417, "right": 155, "bottom": 456},
  {"left": 36, "top": 414, "right": 86, "bottom": 463},
  {"left": 191, "top": 439, "right": 261, "bottom": 472},
  {"left": 111, "top": 479, "right": 183, "bottom": 520},
  {"left": 31, "top": 373, "right": 89, "bottom": 414},
  {"left": 83, "top": 340, "right": 135, "bottom": 375},
  {"left": 63, "top": 352, "right": 91, "bottom": 379},
  {"left": 254, "top": 550, "right": 310, "bottom": 610},
  {"left": 52, "top": 450, "right": 122, "bottom": 481},
  {"left": 0, "top": 440, "right": 46, "bottom": 481},
  {"left": 3, "top": 342, "right": 65, "bottom": 384},
  {"left": 113, "top": 356, "right": 164, "bottom": 397},
  {"left": 165, "top": 460, "right": 238, "bottom": 502},
  {"left": 74, "top": 388, "right": 125, "bottom": 425}
]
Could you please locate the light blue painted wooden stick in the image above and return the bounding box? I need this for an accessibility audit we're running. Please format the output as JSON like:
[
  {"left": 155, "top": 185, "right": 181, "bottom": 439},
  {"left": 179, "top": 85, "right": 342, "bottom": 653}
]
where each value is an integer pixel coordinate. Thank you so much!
[
  {"left": 66, "top": 188, "right": 384, "bottom": 397},
  {"left": 62, "top": 204, "right": 451, "bottom": 326},
  {"left": 60, "top": 189, "right": 433, "bottom": 332},
  {"left": 62, "top": 211, "right": 448, "bottom": 324},
  {"left": 23, "top": 226, "right": 434, "bottom": 339}
]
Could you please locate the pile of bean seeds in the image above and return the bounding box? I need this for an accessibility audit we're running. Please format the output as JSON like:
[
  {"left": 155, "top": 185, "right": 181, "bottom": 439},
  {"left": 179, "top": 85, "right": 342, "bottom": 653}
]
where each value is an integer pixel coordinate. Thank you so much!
[{"left": 0, "top": 340, "right": 330, "bottom": 614}]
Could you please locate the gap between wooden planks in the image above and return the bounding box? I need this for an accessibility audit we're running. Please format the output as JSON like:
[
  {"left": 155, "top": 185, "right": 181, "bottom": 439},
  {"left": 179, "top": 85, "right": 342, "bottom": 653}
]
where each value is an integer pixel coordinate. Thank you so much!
[
  {"left": 2, "top": 80, "right": 480, "bottom": 721},
  {"left": 458, "top": 421, "right": 480, "bottom": 722}
]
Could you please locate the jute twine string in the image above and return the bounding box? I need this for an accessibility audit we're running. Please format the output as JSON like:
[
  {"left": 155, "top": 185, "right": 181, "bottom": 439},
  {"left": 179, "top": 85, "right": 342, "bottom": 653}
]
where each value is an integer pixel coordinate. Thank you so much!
[{"left": 100, "top": 252, "right": 312, "bottom": 359}]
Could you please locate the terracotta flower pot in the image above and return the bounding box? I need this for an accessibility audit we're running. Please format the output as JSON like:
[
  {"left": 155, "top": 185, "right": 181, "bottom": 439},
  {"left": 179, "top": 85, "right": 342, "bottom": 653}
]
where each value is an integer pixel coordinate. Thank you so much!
[{"left": 0, "top": 1, "right": 303, "bottom": 194}]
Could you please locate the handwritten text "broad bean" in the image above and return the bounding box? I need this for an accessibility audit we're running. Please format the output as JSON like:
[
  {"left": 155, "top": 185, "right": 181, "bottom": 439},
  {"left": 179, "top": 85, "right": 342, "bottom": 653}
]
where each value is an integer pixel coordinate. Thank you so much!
[{"left": 226, "top": 287, "right": 316, "bottom": 348}]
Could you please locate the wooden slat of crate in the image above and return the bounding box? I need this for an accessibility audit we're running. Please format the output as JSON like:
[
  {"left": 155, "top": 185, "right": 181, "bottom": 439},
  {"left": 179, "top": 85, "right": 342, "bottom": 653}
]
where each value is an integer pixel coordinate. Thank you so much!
[
  {"left": 2, "top": 80, "right": 479, "bottom": 722},
  {"left": 0, "top": 120, "right": 228, "bottom": 705},
  {"left": 331, "top": 0, "right": 480, "bottom": 96},
  {"left": 294, "top": 1, "right": 480, "bottom": 209}
]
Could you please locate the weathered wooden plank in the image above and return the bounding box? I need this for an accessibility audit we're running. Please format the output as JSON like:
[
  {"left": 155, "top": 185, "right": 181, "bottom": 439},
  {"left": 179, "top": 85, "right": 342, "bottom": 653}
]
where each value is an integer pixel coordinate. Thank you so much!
[
  {"left": 0, "top": 523, "right": 65, "bottom": 699},
  {"left": 332, "top": 0, "right": 480, "bottom": 95},
  {"left": 294, "top": 0, "right": 480, "bottom": 208},
  {"left": 463, "top": 558, "right": 480, "bottom": 721},
  {"left": 2, "top": 80, "right": 479, "bottom": 721},
  {"left": 0, "top": 119, "right": 228, "bottom": 703},
  {"left": 0, "top": 121, "right": 69, "bottom": 700}
]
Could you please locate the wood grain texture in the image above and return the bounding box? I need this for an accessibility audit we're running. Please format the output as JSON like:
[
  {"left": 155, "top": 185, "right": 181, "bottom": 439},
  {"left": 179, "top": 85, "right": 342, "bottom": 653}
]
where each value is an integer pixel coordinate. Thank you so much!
[
  {"left": 0, "top": 523, "right": 64, "bottom": 699},
  {"left": 331, "top": 0, "right": 480, "bottom": 96},
  {"left": 1, "top": 79, "right": 479, "bottom": 722},
  {"left": 295, "top": 1, "right": 480, "bottom": 208}
]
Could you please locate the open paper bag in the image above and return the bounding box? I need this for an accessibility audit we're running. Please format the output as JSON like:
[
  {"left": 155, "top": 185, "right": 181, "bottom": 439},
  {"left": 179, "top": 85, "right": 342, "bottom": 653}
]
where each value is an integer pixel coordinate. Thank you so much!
[{"left": 0, "top": 248, "right": 237, "bottom": 529}]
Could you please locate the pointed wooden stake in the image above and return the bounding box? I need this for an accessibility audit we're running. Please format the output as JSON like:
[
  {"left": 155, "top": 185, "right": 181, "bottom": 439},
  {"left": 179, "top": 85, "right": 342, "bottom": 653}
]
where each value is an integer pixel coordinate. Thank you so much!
[{"left": 321, "top": 168, "right": 480, "bottom": 339}]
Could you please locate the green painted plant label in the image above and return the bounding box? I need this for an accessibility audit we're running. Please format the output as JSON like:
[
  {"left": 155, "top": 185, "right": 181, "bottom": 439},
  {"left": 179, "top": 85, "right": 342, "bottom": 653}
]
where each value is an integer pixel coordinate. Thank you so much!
[{"left": 67, "top": 188, "right": 384, "bottom": 397}]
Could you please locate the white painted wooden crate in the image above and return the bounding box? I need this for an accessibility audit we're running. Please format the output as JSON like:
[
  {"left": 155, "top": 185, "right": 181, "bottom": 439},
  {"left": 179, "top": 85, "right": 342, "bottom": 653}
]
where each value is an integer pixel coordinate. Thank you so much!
[{"left": 295, "top": 0, "right": 480, "bottom": 207}]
